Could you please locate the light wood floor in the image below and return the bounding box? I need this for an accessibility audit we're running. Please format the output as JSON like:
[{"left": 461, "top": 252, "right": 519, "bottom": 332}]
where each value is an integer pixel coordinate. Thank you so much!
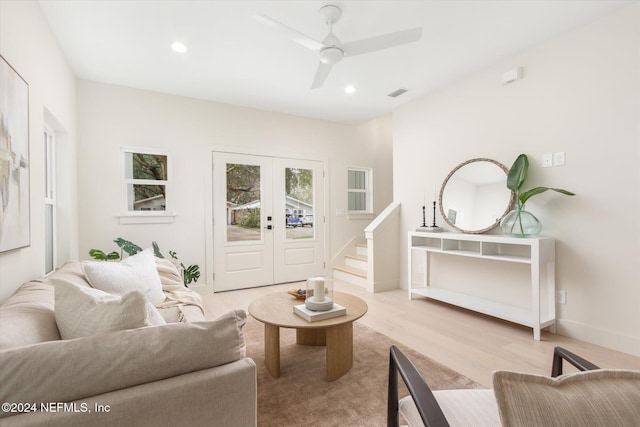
[{"left": 203, "top": 280, "right": 640, "bottom": 388}]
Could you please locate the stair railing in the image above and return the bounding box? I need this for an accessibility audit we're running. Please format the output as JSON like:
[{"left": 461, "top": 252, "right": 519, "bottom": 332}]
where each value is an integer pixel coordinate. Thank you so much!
[{"left": 363, "top": 202, "right": 401, "bottom": 292}]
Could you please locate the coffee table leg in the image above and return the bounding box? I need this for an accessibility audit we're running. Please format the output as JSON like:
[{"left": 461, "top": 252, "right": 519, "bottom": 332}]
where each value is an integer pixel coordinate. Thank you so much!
[
  {"left": 296, "top": 328, "right": 326, "bottom": 346},
  {"left": 264, "top": 324, "right": 280, "bottom": 378},
  {"left": 325, "top": 322, "right": 353, "bottom": 382}
]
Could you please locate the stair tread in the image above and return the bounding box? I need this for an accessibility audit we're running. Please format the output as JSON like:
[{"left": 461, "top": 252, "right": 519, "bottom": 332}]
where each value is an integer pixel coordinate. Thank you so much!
[
  {"left": 345, "top": 253, "right": 367, "bottom": 261},
  {"left": 355, "top": 243, "right": 367, "bottom": 248},
  {"left": 333, "top": 264, "right": 367, "bottom": 278}
]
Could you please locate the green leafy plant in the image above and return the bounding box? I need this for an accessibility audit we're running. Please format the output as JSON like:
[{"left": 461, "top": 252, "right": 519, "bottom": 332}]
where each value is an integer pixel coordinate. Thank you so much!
[
  {"left": 505, "top": 154, "right": 575, "bottom": 236},
  {"left": 114, "top": 237, "right": 142, "bottom": 258},
  {"left": 88, "top": 249, "right": 120, "bottom": 261},
  {"left": 89, "top": 238, "right": 200, "bottom": 287}
]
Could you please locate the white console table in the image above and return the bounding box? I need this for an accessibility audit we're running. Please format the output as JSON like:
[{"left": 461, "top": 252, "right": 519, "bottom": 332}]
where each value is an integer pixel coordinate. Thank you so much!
[{"left": 408, "top": 231, "right": 555, "bottom": 340}]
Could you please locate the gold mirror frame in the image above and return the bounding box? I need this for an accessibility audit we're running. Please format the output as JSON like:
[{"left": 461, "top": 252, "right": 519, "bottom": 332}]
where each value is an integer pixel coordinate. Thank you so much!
[{"left": 438, "top": 158, "right": 515, "bottom": 234}]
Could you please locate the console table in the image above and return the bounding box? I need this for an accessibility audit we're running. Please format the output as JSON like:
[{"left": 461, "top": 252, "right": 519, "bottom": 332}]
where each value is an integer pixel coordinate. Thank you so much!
[{"left": 408, "top": 231, "right": 555, "bottom": 340}]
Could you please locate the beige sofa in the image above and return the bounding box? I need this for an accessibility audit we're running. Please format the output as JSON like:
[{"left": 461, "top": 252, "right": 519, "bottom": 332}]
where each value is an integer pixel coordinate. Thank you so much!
[{"left": 0, "top": 260, "right": 257, "bottom": 427}]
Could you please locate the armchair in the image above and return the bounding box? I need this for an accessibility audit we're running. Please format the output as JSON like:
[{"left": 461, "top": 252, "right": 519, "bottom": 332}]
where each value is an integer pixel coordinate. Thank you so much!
[{"left": 388, "top": 345, "right": 640, "bottom": 427}]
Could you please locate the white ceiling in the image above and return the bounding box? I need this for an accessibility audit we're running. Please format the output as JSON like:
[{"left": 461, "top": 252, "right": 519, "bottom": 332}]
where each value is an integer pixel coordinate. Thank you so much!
[{"left": 38, "top": 0, "right": 633, "bottom": 124}]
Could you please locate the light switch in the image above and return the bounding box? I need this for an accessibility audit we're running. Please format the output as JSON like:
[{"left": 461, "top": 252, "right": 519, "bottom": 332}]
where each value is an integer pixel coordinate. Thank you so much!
[
  {"left": 553, "top": 152, "right": 566, "bottom": 166},
  {"left": 542, "top": 153, "right": 552, "bottom": 168}
]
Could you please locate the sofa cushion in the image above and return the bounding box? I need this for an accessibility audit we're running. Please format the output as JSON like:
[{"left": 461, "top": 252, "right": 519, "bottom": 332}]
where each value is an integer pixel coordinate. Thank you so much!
[
  {"left": 0, "top": 309, "right": 247, "bottom": 417},
  {"left": 0, "top": 281, "right": 61, "bottom": 350},
  {"left": 399, "top": 389, "right": 500, "bottom": 427},
  {"left": 81, "top": 248, "right": 165, "bottom": 305},
  {"left": 52, "top": 278, "right": 166, "bottom": 339},
  {"left": 493, "top": 369, "right": 640, "bottom": 427}
]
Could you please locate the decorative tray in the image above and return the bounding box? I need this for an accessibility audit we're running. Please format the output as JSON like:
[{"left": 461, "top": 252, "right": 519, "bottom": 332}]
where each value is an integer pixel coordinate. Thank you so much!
[{"left": 288, "top": 289, "right": 307, "bottom": 300}]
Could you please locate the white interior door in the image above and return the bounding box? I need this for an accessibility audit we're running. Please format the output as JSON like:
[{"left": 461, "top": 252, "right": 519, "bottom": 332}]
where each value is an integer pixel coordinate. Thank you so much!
[{"left": 213, "top": 152, "right": 325, "bottom": 291}]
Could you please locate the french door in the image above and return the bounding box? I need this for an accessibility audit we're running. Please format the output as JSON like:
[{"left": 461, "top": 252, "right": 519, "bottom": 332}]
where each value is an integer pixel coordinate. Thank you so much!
[{"left": 212, "top": 152, "right": 325, "bottom": 291}]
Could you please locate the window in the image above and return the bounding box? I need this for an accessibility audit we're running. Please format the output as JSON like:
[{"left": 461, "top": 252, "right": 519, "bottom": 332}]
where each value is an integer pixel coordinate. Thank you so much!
[
  {"left": 347, "top": 167, "right": 372, "bottom": 213},
  {"left": 120, "top": 147, "right": 174, "bottom": 223},
  {"left": 44, "top": 126, "right": 56, "bottom": 273}
]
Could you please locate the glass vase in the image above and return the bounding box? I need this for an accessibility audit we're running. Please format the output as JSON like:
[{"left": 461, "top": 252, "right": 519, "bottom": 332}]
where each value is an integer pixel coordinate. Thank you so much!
[{"left": 500, "top": 205, "right": 542, "bottom": 237}]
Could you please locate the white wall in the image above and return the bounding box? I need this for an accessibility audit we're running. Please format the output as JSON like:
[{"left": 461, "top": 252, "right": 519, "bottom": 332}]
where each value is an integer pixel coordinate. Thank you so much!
[
  {"left": 76, "top": 80, "right": 393, "bottom": 292},
  {"left": 394, "top": 4, "right": 639, "bottom": 356},
  {"left": 0, "top": 1, "right": 77, "bottom": 302}
]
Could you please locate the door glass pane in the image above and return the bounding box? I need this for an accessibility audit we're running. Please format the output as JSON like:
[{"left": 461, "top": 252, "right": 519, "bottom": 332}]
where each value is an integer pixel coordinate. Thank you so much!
[
  {"left": 285, "top": 167, "right": 313, "bottom": 240},
  {"left": 127, "top": 184, "right": 166, "bottom": 211},
  {"left": 227, "top": 163, "right": 261, "bottom": 242}
]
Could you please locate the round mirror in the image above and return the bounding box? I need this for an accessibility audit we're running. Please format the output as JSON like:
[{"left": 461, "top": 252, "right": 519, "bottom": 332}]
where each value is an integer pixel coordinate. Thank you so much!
[{"left": 438, "top": 158, "right": 514, "bottom": 234}]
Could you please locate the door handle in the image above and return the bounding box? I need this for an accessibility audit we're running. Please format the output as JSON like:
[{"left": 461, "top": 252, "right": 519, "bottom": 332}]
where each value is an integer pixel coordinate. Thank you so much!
[{"left": 264, "top": 225, "right": 273, "bottom": 230}]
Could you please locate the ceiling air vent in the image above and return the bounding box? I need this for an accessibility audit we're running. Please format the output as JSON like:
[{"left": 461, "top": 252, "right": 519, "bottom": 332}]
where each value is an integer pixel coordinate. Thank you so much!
[{"left": 387, "top": 88, "right": 408, "bottom": 98}]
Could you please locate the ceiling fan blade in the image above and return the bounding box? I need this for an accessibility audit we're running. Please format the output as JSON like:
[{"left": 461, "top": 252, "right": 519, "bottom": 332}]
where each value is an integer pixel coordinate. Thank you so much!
[
  {"left": 311, "top": 62, "right": 333, "bottom": 89},
  {"left": 254, "top": 14, "right": 325, "bottom": 51},
  {"left": 342, "top": 27, "right": 422, "bottom": 57}
]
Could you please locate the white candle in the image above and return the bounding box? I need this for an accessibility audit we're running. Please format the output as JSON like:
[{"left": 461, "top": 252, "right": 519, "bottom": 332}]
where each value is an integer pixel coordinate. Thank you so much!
[{"left": 312, "top": 278, "right": 325, "bottom": 302}]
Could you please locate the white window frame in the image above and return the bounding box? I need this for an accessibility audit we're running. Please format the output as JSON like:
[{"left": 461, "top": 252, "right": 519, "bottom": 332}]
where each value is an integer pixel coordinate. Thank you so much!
[
  {"left": 347, "top": 167, "right": 373, "bottom": 217},
  {"left": 119, "top": 146, "right": 175, "bottom": 224},
  {"left": 44, "top": 126, "right": 56, "bottom": 273}
]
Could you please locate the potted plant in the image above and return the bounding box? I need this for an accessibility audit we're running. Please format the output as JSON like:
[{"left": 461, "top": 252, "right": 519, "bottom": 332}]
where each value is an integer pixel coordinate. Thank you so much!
[
  {"left": 500, "top": 154, "right": 575, "bottom": 237},
  {"left": 89, "top": 238, "right": 200, "bottom": 287}
]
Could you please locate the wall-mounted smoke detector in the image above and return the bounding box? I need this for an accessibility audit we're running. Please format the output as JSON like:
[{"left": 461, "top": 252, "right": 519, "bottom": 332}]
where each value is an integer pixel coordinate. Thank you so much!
[
  {"left": 387, "top": 88, "right": 408, "bottom": 98},
  {"left": 502, "top": 67, "right": 523, "bottom": 85}
]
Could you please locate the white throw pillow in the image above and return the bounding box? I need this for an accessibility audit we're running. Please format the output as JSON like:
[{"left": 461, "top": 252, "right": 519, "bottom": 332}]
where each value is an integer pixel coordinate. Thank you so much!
[
  {"left": 52, "top": 278, "right": 166, "bottom": 340},
  {"left": 81, "top": 248, "right": 165, "bottom": 305}
]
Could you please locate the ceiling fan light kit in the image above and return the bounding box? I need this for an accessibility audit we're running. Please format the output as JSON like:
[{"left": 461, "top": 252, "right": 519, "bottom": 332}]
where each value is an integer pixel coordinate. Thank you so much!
[{"left": 255, "top": 3, "right": 422, "bottom": 89}]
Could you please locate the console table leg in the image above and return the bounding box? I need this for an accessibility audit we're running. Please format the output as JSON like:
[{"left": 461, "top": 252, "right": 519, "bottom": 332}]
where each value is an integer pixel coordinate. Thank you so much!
[
  {"left": 264, "top": 324, "right": 280, "bottom": 378},
  {"left": 325, "top": 322, "right": 353, "bottom": 382}
]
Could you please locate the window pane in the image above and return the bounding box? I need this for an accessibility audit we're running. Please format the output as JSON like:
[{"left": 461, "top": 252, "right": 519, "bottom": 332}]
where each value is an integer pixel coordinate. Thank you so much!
[
  {"left": 127, "top": 184, "right": 166, "bottom": 211},
  {"left": 348, "top": 170, "right": 366, "bottom": 190},
  {"left": 226, "top": 163, "right": 261, "bottom": 242},
  {"left": 348, "top": 192, "right": 366, "bottom": 211},
  {"left": 45, "top": 204, "right": 54, "bottom": 273},
  {"left": 285, "top": 167, "right": 313, "bottom": 240},
  {"left": 125, "top": 153, "right": 168, "bottom": 180}
]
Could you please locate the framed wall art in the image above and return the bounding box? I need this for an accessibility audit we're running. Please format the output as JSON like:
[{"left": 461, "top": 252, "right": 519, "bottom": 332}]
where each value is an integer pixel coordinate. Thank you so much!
[{"left": 0, "top": 55, "right": 30, "bottom": 253}]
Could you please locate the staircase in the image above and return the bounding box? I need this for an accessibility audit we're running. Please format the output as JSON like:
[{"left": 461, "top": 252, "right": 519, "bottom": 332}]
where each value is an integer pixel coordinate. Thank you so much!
[
  {"left": 333, "top": 243, "right": 369, "bottom": 288},
  {"left": 332, "top": 202, "right": 401, "bottom": 293}
]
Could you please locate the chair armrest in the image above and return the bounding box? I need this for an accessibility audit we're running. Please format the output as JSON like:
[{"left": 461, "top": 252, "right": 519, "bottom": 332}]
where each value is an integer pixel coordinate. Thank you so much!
[
  {"left": 388, "top": 345, "right": 450, "bottom": 427},
  {"left": 551, "top": 346, "right": 600, "bottom": 377}
]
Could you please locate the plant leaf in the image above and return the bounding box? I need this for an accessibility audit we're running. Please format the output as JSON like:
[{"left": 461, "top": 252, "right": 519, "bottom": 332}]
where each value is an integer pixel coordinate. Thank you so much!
[
  {"left": 113, "top": 238, "right": 142, "bottom": 257},
  {"left": 519, "top": 187, "right": 575, "bottom": 205},
  {"left": 183, "top": 264, "right": 200, "bottom": 286},
  {"left": 89, "top": 249, "right": 106, "bottom": 260},
  {"left": 507, "top": 154, "right": 529, "bottom": 192},
  {"left": 105, "top": 251, "right": 120, "bottom": 261},
  {"left": 152, "top": 241, "right": 164, "bottom": 259}
]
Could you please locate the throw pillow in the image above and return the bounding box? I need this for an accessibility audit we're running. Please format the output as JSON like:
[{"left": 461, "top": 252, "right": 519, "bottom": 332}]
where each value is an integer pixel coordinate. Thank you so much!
[
  {"left": 493, "top": 369, "right": 640, "bottom": 427},
  {"left": 52, "top": 278, "right": 166, "bottom": 340},
  {"left": 0, "top": 310, "right": 248, "bottom": 409},
  {"left": 82, "top": 248, "right": 165, "bottom": 305}
]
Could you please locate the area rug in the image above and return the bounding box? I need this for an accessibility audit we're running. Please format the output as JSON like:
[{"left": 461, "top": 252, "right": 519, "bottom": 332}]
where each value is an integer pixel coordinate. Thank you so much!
[{"left": 243, "top": 317, "right": 483, "bottom": 426}]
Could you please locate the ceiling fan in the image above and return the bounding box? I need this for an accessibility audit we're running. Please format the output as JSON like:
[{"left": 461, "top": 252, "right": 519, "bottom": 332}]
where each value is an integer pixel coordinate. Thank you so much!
[{"left": 255, "top": 4, "right": 422, "bottom": 89}]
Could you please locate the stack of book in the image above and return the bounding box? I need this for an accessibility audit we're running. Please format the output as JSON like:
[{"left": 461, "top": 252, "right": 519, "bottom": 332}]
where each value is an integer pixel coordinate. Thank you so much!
[{"left": 293, "top": 303, "right": 346, "bottom": 322}]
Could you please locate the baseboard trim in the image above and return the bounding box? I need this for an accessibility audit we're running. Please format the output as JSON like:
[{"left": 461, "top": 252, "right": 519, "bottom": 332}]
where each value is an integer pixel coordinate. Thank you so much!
[{"left": 555, "top": 318, "right": 640, "bottom": 357}]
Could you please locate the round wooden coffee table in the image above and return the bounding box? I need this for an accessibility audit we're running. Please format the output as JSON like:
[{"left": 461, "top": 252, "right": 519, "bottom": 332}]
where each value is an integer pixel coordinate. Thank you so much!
[{"left": 248, "top": 291, "right": 368, "bottom": 382}]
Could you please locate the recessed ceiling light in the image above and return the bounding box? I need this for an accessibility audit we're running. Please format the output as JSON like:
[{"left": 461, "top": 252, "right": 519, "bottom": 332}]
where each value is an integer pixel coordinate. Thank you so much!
[
  {"left": 344, "top": 85, "right": 356, "bottom": 94},
  {"left": 171, "top": 42, "right": 188, "bottom": 53}
]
